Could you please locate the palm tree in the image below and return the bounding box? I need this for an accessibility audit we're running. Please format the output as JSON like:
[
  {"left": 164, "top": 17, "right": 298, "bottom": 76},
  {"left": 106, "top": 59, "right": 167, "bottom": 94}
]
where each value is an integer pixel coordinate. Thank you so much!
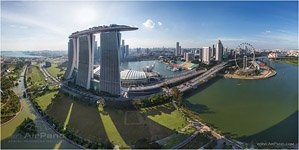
[{"left": 172, "top": 87, "right": 182, "bottom": 106}]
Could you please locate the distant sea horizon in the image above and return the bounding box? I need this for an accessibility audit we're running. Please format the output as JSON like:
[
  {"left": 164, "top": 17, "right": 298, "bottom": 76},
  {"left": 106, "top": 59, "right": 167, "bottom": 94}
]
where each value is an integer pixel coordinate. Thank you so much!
[{"left": 1, "top": 51, "right": 43, "bottom": 58}]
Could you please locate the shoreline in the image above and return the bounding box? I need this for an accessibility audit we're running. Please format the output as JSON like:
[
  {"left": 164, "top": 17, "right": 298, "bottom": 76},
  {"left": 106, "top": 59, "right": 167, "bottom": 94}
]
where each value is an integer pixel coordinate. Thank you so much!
[{"left": 223, "top": 69, "right": 277, "bottom": 80}]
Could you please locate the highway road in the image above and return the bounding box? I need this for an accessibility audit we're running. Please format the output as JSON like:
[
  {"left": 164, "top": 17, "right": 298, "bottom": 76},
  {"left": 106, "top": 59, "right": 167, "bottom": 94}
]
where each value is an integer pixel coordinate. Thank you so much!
[
  {"left": 128, "top": 69, "right": 207, "bottom": 92},
  {"left": 177, "top": 62, "right": 228, "bottom": 92}
]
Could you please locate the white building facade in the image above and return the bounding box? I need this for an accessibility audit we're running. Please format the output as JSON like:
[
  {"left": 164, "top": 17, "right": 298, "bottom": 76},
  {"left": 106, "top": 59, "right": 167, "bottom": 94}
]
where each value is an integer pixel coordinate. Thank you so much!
[{"left": 202, "top": 47, "right": 211, "bottom": 65}]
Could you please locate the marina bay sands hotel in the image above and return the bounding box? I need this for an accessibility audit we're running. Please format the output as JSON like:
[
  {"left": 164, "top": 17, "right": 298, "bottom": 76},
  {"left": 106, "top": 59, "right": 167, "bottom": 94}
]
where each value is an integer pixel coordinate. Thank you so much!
[{"left": 63, "top": 24, "right": 138, "bottom": 96}]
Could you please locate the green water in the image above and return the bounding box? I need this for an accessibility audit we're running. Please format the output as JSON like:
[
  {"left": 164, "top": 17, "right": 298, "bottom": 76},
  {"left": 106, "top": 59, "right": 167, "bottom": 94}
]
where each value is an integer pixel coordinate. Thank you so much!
[{"left": 185, "top": 61, "right": 298, "bottom": 143}]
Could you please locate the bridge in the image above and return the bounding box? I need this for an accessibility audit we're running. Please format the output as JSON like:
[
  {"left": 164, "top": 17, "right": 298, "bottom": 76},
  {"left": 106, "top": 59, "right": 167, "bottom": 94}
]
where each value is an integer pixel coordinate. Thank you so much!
[
  {"left": 127, "top": 60, "right": 234, "bottom": 96},
  {"left": 176, "top": 61, "right": 228, "bottom": 93},
  {"left": 126, "top": 69, "right": 208, "bottom": 95}
]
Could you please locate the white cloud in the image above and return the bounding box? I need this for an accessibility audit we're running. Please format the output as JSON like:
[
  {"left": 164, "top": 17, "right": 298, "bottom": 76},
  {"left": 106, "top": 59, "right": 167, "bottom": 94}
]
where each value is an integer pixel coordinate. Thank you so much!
[
  {"left": 262, "top": 30, "right": 271, "bottom": 35},
  {"left": 143, "top": 19, "right": 155, "bottom": 29},
  {"left": 158, "top": 22, "right": 162, "bottom": 26}
]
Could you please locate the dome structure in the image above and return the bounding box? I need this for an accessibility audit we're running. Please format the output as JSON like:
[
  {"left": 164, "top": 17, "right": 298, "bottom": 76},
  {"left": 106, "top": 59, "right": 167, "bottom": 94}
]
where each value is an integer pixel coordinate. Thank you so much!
[
  {"left": 93, "top": 67, "right": 159, "bottom": 86},
  {"left": 120, "top": 69, "right": 148, "bottom": 85},
  {"left": 121, "top": 69, "right": 147, "bottom": 80}
]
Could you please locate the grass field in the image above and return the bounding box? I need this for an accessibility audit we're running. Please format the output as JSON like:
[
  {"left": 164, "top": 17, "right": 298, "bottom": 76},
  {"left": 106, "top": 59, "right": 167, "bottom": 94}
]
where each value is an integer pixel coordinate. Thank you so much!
[
  {"left": 27, "top": 65, "right": 46, "bottom": 85},
  {"left": 35, "top": 91, "right": 58, "bottom": 111},
  {"left": 46, "top": 91, "right": 188, "bottom": 148},
  {"left": 144, "top": 103, "right": 187, "bottom": 131},
  {"left": 45, "top": 63, "right": 65, "bottom": 78},
  {"left": 98, "top": 106, "right": 128, "bottom": 148}
]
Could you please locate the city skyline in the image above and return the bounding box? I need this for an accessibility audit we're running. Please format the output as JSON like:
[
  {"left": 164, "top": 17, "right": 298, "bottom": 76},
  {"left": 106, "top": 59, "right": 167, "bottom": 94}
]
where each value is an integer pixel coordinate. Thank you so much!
[{"left": 1, "top": 1, "right": 298, "bottom": 51}]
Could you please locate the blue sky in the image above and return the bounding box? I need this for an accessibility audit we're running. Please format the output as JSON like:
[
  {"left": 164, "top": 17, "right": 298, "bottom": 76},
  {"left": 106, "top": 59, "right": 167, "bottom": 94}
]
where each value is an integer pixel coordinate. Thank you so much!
[{"left": 1, "top": 1, "right": 298, "bottom": 50}]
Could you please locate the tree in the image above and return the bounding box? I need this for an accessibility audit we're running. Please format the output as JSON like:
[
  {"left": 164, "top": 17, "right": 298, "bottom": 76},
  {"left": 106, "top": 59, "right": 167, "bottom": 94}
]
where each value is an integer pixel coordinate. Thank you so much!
[
  {"left": 27, "top": 77, "right": 32, "bottom": 83},
  {"left": 18, "top": 118, "right": 37, "bottom": 136},
  {"left": 172, "top": 87, "right": 182, "bottom": 106}
]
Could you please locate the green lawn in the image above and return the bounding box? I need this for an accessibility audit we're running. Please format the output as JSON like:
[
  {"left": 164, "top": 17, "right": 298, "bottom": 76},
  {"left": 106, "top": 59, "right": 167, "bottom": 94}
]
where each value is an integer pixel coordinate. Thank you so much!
[
  {"left": 63, "top": 103, "right": 73, "bottom": 130},
  {"left": 46, "top": 91, "right": 188, "bottom": 148},
  {"left": 35, "top": 91, "right": 58, "bottom": 111},
  {"left": 98, "top": 106, "right": 128, "bottom": 148},
  {"left": 143, "top": 104, "right": 187, "bottom": 131},
  {"left": 27, "top": 65, "right": 46, "bottom": 85},
  {"left": 45, "top": 63, "right": 65, "bottom": 78}
]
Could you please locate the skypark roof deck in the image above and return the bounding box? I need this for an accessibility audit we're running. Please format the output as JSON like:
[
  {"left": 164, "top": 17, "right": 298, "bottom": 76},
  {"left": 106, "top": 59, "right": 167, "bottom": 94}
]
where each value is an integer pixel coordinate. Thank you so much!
[{"left": 69, "top": 24, "right": 138, "bottom": 38}]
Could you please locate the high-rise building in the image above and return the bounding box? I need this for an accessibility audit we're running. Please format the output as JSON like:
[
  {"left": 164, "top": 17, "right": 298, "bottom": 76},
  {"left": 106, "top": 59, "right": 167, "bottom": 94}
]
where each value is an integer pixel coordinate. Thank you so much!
[
  {"left": 212, "top": 44, "right": 216, "bottom": 59},
  {"left": 136, "top": 48, "right": 141, "bottom": 53},
  {"left": 64, "top": 24, "right": 138, "bottom": 96},
  {"left": 175, "top": 42, "right": 181, "bottom": 56},
  {"left": 125, "top": 45, "right": 129, "bottom": 57},
  {"left": 76, "top": 35, "right": 95, "bottom": 89},
  {"left": 216, "top": 40, "right": 223, "bottom": 62},
  {"left": 202, "top": 47, "right": 211, "bottom": 65},
  {"left": 121, "top": 40, "right": 126, "bottom": 61},
  {"left": 186, "top": 53, "right": 195, "bottom": 62},
  {"left": 198, "top": 48, "right": 203, "bottom": 60},
  {"left": 94, "top": 42, "right": 101, "bottom": 65},
  {"left": 121, "top": 39, "right": 125, "bottom": 46},
  {"left": 183, "top": 52, "right": 188, "bottom": 60},
  {"left": 99, "top": 31, "right": 121, "bottom": 95},
  {"left": 145, "top": 48, "right": 150, "bottom": 54}
]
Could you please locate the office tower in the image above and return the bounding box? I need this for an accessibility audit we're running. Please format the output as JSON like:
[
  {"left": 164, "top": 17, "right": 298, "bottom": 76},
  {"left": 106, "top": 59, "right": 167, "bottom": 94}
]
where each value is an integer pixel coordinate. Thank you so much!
[
  {"left": 212, "top": 44, "right": 216, "bottom": 59},
  {"left": 125, "top": 45, "right": 129, "bottom": 57},
  {"left": 122, "top": 39, "right": 125, "bottom": 46},
  {"left": 120, "top": 40, "right": 125, "bottom": 61},
  {"left": 179, "top": 46, "right": 182, "bottom": 55},
  {"left": 183, "top": 52, "right": 188, "bottom": 60},
  {"left": 186, "top": 53, "right": 195, "bottom": 62},
  {"left": 145, "top": 48, "right": 150, "bottom": 54},
  {"left": 202, "top": 47, "right": 211, "bottom": 65},
  {"left": 94, "top": 42, "right": 101, "bottom": 65},
  {"left": 216, "top": 40, "right": 223, "bottom": 62},
  {"left": 175, "top": 42, "right": 180, "bottom": 56},
  {"left": 100, "top": 31, "right": 121, "bottom": 95},
  {"left": 198, "top": 48, "right": 203, "bottom": 60},
  {"left": 136, "top": 48, "right": 141, "bottom": 54}
]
